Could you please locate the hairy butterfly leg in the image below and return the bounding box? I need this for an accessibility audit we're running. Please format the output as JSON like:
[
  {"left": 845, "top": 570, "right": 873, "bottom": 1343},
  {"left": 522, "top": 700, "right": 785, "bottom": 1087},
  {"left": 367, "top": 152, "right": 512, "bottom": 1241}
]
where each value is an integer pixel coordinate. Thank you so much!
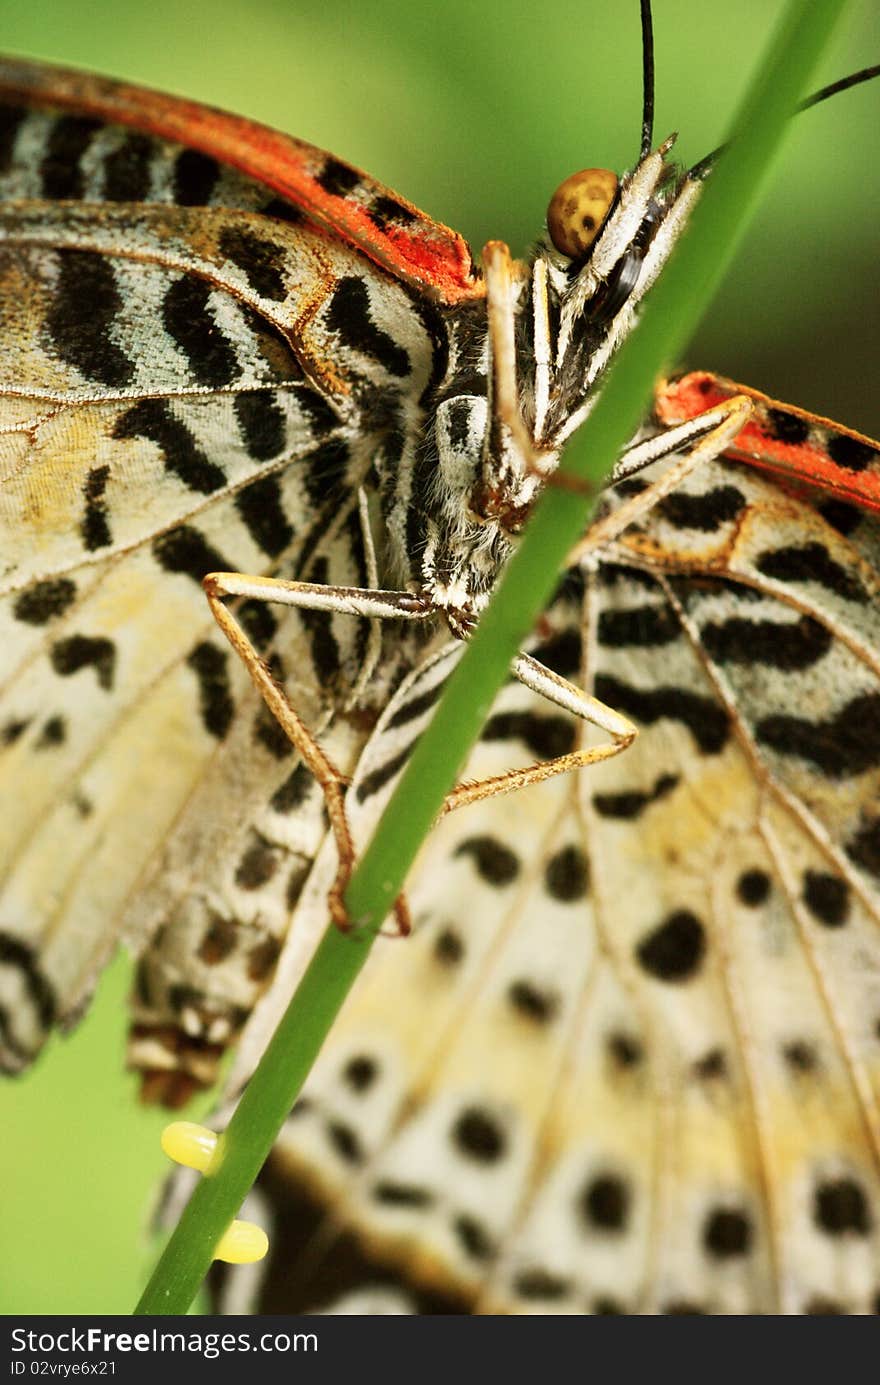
[
  {"left": 203, "top": 570, "right": 434, "bottom": 933},
  {"left": 439, "top": 650, "right": 637, "bottom": 815},
  {"left": 567, "top": 391, "right": 755, "bottom": 559}
]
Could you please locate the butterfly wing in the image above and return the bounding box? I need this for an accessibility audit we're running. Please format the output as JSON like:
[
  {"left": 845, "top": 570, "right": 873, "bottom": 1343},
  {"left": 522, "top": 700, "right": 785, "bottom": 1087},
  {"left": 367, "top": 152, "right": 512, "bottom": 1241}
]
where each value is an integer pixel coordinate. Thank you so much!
[
  {"left": 0, "top": 56, "right": 482, "bottom": 305},
  {"left": 226, "top": 443, "right": 880, "bottom": 1315},
  {"left": 0, "top": 66, "right": 446, "bottom": 1082}
]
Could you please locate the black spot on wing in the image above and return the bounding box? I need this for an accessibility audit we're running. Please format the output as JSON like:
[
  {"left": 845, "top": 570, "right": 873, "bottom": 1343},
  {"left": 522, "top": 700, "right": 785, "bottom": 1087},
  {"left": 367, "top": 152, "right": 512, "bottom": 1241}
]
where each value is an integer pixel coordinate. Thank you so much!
[
  {"left": 40, "top": 115, "right": 100, "bottom": 198},
  {"left": 162, "top": 276, "right": 240, "bottom": 387},
  {"left": 0, "top": 932, "right": 56, "bottom": 1039},
  {"left": 693, "top": 1048, "right": 727, "bottom": 1080},
  {"left": 607, "top": 1032, "right": 644, "bottom": 1068},
  {"left": 452, "top": 1107, "right": 506, "bottom": 1163},
  {"left": 316, "top": 158, "right": 360, "bottom": 198},
  {"left": 592, "top": 1297, "right": 627, "bottom": 1314},
  {"left": 259, "top": 197, "right": 303, "bottom": 226},
  {"left": 81, "top": 465, "right": 112, "bottom": 552},
  {"left": 36, "top": 715, "right": 66, "bottom": 748},
  {"left": 736, "top": 868, "right": 771, "bottom": 907},
  {"left": 764, "top": 407, "right": 809, "bottom": 445},
  {"left": 755, "top": 541, "right": 868, "bottom": 604},
  {"left": 580, "top": 1174, "right": 630, "bottom": 1232},
  {"left": 234, "top": 390, "right": 286, "bottom": 463},
  {"left": 270, "top": 763, "right": 312, "bottom": 814},
  {"left": 354, "top": 744, "right": 412, "bottom": 804},
  {"left": 482, "top": 710, "right": 577, "bottom": 759},
  {"left": 298, "top": 558, "right": 341, "bottom": 685},
  {"left": 13, "top": 578, "right": 76, "bottom": 625},
  {"left": 326, "top": 276, "right": 409, "bottom": 378},
  {"left": 598, "top": 603, "right": 679, "bottom": 647},
  {"left": 544, "top": 845, "right": 589, "bottom": 900},
  {"left": 237, "top": 579, "right": 278, "bottom": 654},
  {"left": 254, "top": 703, "right": 294, "bottom": 761},
  {"left": 186, "top": 641, "right": 234, "bottom": 739},
  {"left": 756, "top": 693, "right": 880, "bottom": 778},
  {"left": 593, "top": 770, "right": 679, "bottom": 820},
  {"left": 343, "top": 1055, "right": 378, "bottom": 1093},
  {"left": 658, "top": 485, "right": 746, "bottom": 532},
  {"left": 636, "top": 909, "right": 706, "bottom": 981},
  {"left": 455, "top": 836, "right": 519, "bottom": 886},
  {"left": 783, "top": 1039, "right": 818, "bottom": 1072},
  {"left": 234, "top": 833, "right": 281, "bottom": 890},
  {"left": 50, "top": 635, "right": 116, "bottom": 691},
  {"left": 453, "top": 1214, "right": 494, "bottom": 1261},
  {"left": 813, "top": 1178, "right": 871, "bottom": 1236},
  {"left": 530, "top": 628, "right": 582, "bottom": 678},
  {"left": 218, "top": 225, "right": 287, "bottom": 302},
  {"left": 300, "top": 606, "right": 340, "bottom": 684},
  {"left": 372, "top": 1182, "right": 434, "bottom": 1208},
  {"left": 326, "top": 1121, "right": 363, "bottom": 1165},
  {"left": 827, "top": 432, "right": 876, "bottom": 473},
  {"left": 802, "top": 871, "right": 850, "bottom": 927},
  {"left": 247, "top": 936, "right": 281, "bottom": 983},
  {"left": 1, "top": 717, "right": 29, "bottom": 746},
  {"left": 153, "top": 525, "right": 229, "bottom": 584},
  {"left": 846, "top": 814, "right": 880, "bottom": 881},
  {"left": 198, "top": 914, "right": 237, "bottom": 965},
  {"left": 703, "top": 1208, "right": 752, "bottom": 1259},
  {"left": 700, "top": 614, "right": 832, "bottom": 671},
  {"left": 369, "top": 194, "right": 418, "bottom": 230},
  {"left": 102, "top": 132, "right": 152, "bottom": 201},
  {"left": 234, "top": 472, "right": 293, "bottom": 559},
  {"left": 386, "top": 679, "right": 445, "bottom": 730},
  {"left": 596, "top": 562, "right": 659, "bottom": 592},
  {"left": 173, "top": 148, "right": 220, "bottom": 205},
  {"left": 817, "top": 498, "right": 862, "bottom": 536},
  {"left": 114, "top": 399, "right": 226, "bottom": 494},
  {"left": 508, "top": 980, "right": 559, "bottom": 1023},
  {"left": 46, "top": 252, "right": 134, "bottom": 388},
  {"left": 803, "top": 1298, "right": 846, "bottom": 1315},
  {"left": 594, "top": 674, "right": 729, "bottom": 754},
  {"left": 512, "top": 1269, "right": 572, "bottom": 1302},
  {"left": 434, "top": 928, "right": 464, "bottom": 966},
  {"left": 0, "top": 105, "right": 25, "bottom": 172}
]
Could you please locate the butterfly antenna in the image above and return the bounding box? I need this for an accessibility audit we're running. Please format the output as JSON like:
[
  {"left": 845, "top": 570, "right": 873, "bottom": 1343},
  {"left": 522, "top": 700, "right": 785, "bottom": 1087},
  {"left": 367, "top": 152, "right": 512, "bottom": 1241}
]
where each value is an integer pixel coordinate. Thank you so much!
[
  {"left": 798, "top": 62, "right": 880, "bottom": 111},
  {"left": 688, "top": 62, "right": 880, "bottom": 180},
  {"left": 639, "top": 0, "right": 655, "bottom": 159}
]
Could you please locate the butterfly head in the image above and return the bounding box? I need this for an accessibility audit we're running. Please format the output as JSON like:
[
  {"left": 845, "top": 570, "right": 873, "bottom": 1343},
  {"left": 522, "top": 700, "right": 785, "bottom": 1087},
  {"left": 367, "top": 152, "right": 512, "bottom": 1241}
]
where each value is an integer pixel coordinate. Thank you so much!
[
  {"left": 414, "top": 141, "right": 700, "bottom": 623},
  {"left": 533, "top": 137, "right": 699, "bottom": 446}
]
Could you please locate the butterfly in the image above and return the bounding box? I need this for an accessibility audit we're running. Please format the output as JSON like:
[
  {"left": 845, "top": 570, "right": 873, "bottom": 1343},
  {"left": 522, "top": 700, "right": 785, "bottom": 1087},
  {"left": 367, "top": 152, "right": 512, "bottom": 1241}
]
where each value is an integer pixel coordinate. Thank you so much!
[{"left": 1, "top": 3, "right": 879, "bottom": 1317}]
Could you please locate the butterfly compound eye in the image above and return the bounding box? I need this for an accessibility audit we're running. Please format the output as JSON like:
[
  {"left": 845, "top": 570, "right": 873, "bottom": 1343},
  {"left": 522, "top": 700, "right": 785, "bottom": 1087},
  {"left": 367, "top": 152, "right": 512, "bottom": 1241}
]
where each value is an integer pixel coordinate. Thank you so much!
[{"left": 547, "top": 167, "right": 619, "bottom": 259}]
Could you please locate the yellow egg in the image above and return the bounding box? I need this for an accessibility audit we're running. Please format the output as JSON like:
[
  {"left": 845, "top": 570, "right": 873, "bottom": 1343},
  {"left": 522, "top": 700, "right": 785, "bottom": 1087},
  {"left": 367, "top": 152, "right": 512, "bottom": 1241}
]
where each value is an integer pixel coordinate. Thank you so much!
[
  {"left": 160, "top": 1121, "right": 219, "bottom": 1174},
  {"left": 215, "top": 1220, "right": 270, "bottom": 1265}
]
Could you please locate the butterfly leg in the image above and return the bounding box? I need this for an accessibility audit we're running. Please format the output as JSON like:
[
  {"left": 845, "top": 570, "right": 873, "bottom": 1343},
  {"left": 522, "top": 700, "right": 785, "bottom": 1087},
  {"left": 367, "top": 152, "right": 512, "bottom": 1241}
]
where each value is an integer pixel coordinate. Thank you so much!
[
  {"left": 203, "top": 570, "right": 432, "bottom": 931},
  {"left": 439, "top": 393, "right": 755, "bottom": 813},
  {"left": 567, "top": 389, "right": 754, "bottom": 561},
  {"left": 438, "top": 648, "right": 637, "bottom": 815}
]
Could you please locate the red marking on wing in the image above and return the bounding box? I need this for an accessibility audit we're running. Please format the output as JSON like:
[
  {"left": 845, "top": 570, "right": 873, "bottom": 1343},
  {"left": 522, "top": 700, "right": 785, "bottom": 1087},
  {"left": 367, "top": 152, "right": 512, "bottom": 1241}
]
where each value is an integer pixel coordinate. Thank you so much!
[
  {"left": 0, "top": 55, "right": 483, "bottom": 306},
  {"left": 657, "top": 371, "right": 880, "bottom": 513}
]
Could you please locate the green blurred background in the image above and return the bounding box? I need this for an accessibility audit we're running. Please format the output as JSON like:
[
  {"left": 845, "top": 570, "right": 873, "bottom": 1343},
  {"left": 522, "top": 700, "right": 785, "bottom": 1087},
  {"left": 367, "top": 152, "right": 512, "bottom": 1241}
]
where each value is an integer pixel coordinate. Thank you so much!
[{"left": 1, "top": 0, "right": 877, "bottom": 1315}]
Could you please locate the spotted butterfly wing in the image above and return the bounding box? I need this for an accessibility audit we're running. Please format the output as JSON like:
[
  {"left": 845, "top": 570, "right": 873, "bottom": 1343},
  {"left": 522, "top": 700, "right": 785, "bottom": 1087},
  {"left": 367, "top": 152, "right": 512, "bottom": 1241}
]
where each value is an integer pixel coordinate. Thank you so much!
[
  {"left": 215, "top": 422, "right": 880, "bottom": 1315},
  {"left": 0, "top": 56, "right": 480, "bottom": 1097}
]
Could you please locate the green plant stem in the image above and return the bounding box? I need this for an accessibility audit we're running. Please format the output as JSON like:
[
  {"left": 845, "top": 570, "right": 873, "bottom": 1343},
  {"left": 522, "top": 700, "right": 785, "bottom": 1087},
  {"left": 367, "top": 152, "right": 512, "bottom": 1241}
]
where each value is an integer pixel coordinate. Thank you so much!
[{"left": 135, "top": 0, "right": 850, "bottom": 1316}]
